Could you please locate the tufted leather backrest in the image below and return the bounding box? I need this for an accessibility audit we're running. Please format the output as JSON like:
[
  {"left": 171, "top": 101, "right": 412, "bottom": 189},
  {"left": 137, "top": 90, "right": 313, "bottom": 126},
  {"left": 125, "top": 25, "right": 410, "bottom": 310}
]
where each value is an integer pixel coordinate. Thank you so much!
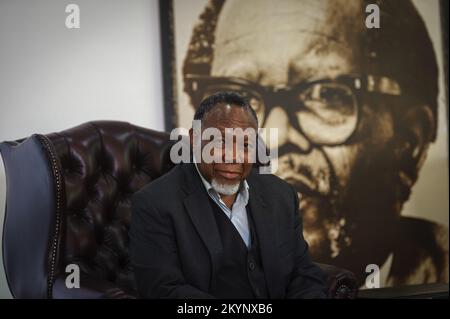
[{"left": 45, "top": 121, "right": 175, "bottom": 296}]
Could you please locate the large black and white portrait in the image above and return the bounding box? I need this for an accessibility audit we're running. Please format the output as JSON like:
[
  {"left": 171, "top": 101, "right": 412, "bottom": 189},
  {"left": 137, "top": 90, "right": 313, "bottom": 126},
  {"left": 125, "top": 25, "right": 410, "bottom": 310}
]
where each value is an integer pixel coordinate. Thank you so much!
[{"left": 160, "top": 0, "right": 449, "bottom": 287}]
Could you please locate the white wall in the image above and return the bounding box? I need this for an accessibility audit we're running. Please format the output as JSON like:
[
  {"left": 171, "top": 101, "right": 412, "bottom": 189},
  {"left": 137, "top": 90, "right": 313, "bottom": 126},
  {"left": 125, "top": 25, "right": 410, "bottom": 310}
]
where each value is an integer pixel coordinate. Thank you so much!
[
  {"left": 0, "top": 0, "right": 164, "bottom": 298},
  {"left": 0, "top": 0, "right": 164, "bottom": 141}
]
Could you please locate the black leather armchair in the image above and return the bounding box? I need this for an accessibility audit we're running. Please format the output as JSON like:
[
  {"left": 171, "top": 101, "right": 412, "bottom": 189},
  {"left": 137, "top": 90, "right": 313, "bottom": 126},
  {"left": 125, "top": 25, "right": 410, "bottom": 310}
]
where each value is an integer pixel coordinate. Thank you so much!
[{"left": 0, "top": 121, "right": 358, "bottom": 299}]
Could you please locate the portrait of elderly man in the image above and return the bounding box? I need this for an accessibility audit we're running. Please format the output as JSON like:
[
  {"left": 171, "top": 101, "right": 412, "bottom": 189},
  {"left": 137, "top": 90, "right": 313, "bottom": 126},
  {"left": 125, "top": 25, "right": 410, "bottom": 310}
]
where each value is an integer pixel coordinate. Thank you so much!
[{"left": 176, "top": 0, "right": 449, "bottom": 286}]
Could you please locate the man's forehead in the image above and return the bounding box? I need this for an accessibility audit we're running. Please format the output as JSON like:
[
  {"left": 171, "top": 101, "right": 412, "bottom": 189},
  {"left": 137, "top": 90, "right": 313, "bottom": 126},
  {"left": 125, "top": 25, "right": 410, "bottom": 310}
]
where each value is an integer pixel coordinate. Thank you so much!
[{"left": 202, "top": 104, "right": 257, "bottom": 128}]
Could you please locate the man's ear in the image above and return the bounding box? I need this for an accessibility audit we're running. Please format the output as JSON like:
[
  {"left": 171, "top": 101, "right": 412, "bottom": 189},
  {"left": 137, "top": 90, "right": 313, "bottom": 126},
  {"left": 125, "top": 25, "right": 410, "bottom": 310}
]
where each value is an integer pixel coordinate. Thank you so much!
[{"left": 395, "top": 105, "right": 435, "bottom": 181}]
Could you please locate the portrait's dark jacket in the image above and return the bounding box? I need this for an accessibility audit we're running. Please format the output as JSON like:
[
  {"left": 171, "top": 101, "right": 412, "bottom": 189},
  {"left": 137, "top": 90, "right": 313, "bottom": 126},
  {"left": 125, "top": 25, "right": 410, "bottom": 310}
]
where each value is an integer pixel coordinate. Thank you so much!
[
  {"left": 387, "top": 217, "right": 449, "bottom": 286},
  {"left": 129, "top": 163, "right": 327, "bottom": 298}
]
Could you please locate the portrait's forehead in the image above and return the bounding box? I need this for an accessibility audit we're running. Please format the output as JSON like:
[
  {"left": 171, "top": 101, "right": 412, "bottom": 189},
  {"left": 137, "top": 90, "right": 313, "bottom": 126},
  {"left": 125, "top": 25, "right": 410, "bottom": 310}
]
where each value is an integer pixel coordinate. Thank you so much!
[
  {"left": 217, "top": 0, "right": 364, "bottom": 42},
  {"left": 212, "top": 0, "right": 366, "bottom": 85}
]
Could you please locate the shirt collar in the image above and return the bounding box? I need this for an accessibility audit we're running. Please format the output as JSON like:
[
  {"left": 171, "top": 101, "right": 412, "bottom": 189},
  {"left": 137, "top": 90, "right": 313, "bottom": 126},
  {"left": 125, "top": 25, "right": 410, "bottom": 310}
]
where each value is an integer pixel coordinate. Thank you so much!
[{"left": 193, "top": 159, "right": 250, "bottom": 205}]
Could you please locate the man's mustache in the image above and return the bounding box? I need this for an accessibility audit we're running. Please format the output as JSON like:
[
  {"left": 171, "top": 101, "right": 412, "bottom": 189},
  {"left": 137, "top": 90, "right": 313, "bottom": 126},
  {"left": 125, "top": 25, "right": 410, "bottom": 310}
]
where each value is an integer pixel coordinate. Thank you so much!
[{"left": 275, "top": 143, "right": 332, "bottom": 197}]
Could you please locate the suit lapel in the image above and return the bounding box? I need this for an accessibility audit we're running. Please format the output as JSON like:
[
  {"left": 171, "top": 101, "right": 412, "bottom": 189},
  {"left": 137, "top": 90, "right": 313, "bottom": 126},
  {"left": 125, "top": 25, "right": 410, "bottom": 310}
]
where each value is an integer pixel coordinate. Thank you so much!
[
  {"left": 181, "top": 164, "right": 223, "bottom": 289},
  {"left": 248, "top": 174, "right": 282, "bottom": 298}
]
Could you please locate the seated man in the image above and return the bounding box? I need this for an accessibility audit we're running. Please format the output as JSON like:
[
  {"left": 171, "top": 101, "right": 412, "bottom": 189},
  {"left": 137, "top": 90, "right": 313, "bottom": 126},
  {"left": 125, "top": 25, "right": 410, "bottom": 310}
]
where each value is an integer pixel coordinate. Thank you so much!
[{"left": 129, "top": 92, "right": 327, "bottom": 298}]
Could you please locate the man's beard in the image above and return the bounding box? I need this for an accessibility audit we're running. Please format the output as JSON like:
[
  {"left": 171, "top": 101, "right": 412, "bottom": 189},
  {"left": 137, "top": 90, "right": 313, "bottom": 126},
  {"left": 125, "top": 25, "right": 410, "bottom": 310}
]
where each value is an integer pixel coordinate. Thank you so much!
[
  {"left": 211, "top": 178, "right": 240, "bottom": 196},
  {"left": 276, "top": 145, "right": 404, "bottom": 268}
]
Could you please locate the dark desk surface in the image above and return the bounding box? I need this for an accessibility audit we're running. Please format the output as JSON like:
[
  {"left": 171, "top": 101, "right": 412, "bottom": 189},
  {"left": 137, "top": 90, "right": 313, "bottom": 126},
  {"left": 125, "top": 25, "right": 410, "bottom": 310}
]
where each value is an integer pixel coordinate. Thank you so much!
[{"left": 358, "top": 283, "right": 449, "bottom": 299}]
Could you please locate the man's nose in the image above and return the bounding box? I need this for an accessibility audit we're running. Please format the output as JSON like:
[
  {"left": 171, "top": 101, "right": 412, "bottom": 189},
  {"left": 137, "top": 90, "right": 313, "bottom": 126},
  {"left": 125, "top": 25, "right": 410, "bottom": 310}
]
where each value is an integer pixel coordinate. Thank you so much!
[
  {"left": 222, "top": 141, "right": 245, "bottom": 163},
  {"left": 263, "top": 106, "right": 311, "bottom": 151}
]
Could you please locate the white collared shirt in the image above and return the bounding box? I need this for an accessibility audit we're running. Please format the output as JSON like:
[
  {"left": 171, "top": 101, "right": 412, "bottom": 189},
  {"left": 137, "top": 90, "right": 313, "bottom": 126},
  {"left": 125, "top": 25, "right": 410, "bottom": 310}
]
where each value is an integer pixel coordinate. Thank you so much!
[{"left": 193, "top": 162, "right": 251, "bottom": 248}]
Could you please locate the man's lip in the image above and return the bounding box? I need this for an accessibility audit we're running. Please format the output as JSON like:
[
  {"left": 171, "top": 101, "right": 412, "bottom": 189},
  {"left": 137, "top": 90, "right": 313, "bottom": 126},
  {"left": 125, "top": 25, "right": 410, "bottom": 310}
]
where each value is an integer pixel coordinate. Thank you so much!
[{"left": 215, "top": 170, "right": 242, "bottom": 179}]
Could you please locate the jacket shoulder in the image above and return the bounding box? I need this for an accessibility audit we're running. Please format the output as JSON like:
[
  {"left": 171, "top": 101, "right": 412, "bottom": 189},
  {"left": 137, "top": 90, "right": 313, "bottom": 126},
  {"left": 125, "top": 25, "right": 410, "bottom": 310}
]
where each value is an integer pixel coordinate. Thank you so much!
[{"left": 132, "top": 164, "right": 185, "bottom": 203}]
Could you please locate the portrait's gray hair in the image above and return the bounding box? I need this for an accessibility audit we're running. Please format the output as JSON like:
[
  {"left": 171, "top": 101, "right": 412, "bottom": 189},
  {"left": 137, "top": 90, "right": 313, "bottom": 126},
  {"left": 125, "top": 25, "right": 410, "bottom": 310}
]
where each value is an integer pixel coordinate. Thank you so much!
[{"left": 183, "top": 0, "right": 439, "bottom": 141}]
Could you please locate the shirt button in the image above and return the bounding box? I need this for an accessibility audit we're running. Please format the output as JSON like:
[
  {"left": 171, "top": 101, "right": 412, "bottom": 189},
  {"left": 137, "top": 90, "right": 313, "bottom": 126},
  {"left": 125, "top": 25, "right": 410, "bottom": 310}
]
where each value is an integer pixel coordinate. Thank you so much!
[{"left": 249, "top": 262, "right": 255, "bottom": 270}]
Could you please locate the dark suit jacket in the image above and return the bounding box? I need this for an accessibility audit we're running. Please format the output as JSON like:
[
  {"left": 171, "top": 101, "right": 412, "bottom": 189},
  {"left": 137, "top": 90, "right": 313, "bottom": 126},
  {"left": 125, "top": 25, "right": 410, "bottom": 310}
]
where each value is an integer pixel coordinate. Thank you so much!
[{"left": 129, "top": 163, "right": 327, "bottom": 298}]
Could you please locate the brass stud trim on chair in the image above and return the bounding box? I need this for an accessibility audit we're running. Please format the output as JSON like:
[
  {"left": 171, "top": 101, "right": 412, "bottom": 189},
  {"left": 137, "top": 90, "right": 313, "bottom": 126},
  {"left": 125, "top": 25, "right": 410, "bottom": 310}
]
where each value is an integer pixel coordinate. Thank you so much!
[{"left": 36, "top": 135, "right": 65, "bottom": 299}]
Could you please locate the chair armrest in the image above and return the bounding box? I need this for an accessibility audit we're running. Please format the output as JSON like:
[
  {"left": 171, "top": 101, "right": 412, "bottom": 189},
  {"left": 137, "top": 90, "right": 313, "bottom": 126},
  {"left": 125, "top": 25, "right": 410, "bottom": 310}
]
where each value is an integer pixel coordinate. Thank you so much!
[
  {"left": 316, "top": 262, "right": 358, "bottom": 299},
  {"left": 52, "top": 273, "right": 136, "bottom": 299}
]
